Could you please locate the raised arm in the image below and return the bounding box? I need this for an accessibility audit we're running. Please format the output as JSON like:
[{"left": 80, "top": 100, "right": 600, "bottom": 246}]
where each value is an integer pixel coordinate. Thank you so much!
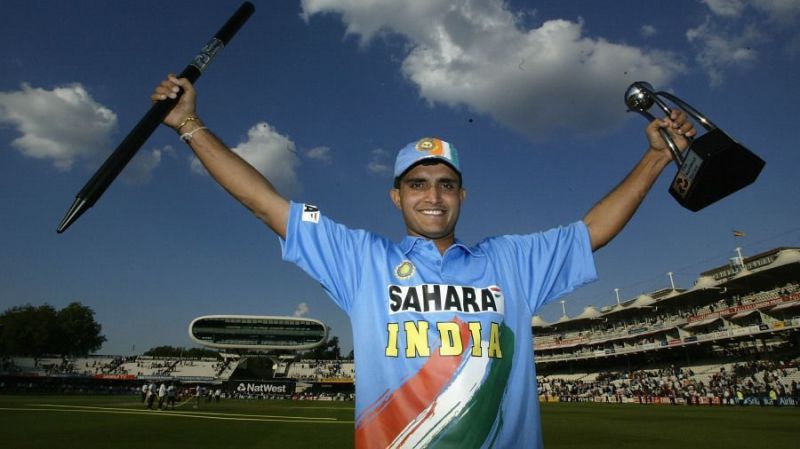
[
  {"left": 152, "top": 75, "right": 290, "bottom": 238},
  {"left": 583, "top": 110, "right": 696, "bottom": 251}
]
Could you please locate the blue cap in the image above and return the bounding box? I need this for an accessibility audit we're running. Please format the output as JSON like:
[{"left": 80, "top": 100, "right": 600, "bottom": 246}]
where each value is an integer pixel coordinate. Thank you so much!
[{"left": 393, "top": 137, "right": 461, "bottom": 179}]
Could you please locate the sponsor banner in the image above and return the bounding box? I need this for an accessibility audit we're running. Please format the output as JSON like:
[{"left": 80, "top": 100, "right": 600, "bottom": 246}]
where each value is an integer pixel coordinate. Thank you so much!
[
  {"left": 687, "top": 293, "right": 798, "bottom": 324},
  {"left": 174, "top": 376, "right": 217, "bottom": 383},
  {"left": 668, "top": 339, "right": 682, "bottom": 346},
  {"left": 724, "top": 298, "right": 781, "bottom": 316},
  {"left": 683, "top": 336, "right": 698, "bottom": 343},
  {"left": 138, "top": 375, "right": 173, "bottom": 381},
  {"left": 688, "top": 311, "right": 721, "bottom": 324},
  {"left": 318, "top": 377, "right": 354, "bottom": 384},
  {"left": 94, "top": 374, "right": 136, "bottom": 380},
  {"left": 772, "top": 321, "right": 785, "bottom": 330},
  {"left": 231, "top": 380, "right": 295, "bottom": 395}
]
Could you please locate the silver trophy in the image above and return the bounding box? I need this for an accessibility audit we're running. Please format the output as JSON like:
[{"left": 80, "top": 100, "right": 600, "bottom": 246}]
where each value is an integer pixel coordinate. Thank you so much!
[{"left": 625, "top": 81, "right": 765, "bottom": 211}]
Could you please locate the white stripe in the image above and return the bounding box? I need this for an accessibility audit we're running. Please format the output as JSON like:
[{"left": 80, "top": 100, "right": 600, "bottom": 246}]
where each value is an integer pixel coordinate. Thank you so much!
[{"left": 388, "top": 349, "right": 491, "bottom": 448}]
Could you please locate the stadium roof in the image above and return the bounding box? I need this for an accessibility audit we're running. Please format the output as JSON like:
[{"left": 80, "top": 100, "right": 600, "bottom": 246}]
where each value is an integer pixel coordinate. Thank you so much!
[
  {"left": 188, "top": 315, "right": 328, "bottom": 351},
  {"left": 532, "top": 315, "right": 550, "bottom": 328},
  {"left": 539, "top": 247, "right": 799, "bottom": 329},
  {"left": 629, "top": 294, "right": 656, "bottom": 308},
  {"left": 573, "top": 306, "right": 602, "bottom": 321}
]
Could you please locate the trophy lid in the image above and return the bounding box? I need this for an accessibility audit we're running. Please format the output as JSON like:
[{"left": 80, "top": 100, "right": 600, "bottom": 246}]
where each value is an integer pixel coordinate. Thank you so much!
[{"left": 624, "top": 81, "right": 656, "bottom": 112}]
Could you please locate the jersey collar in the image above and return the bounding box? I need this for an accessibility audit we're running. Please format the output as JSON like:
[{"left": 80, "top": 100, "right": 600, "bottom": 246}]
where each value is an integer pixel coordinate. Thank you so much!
[{"left": 398, "top": 236, "right": 485, "bottom": 257}]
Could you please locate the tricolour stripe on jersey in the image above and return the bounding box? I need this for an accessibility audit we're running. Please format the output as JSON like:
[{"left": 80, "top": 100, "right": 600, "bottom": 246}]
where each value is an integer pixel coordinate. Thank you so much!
[{"left": 355, "top": 320, "right": 472, "bottom": 449}]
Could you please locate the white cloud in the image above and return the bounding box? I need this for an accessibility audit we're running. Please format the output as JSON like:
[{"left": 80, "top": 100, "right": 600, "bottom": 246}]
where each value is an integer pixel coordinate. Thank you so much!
[
  {"left": 367, "top": 148, "right": 392, "bottom": 175},
  {"left": 293, "top": 302, "right": 310, "bottom": 317},
  {"left": 686, "top": 18, "right": 761, "bottom": 86},
  {"left": 751, "top": 0, "right": 800, "bottom": 24},
  {"left": 694, "top": 0, "right": 799, "bottom": 84},
  {"left": 121, "top": 145, "right": 175, "bottom": 184},
  {"left": 701, "top": 0, "right": 746, "bottom": 17},
  {"left": 701, "top": 0, "right": 800, "bottom": 26},
  {"left": 0, "top": 83, "right": 116, "bottom": 170},
  {"left": 640, "top": 24, "right": 657, "bottom": 38},
  {"left": 301, "top": 0, "right": 683, "bottom": 138},
  {"left": 306, "top": 145, "right": 332, "bottom": 163},
  {"left": 190, "top": 122, "right": 301, "bottom": 196}
]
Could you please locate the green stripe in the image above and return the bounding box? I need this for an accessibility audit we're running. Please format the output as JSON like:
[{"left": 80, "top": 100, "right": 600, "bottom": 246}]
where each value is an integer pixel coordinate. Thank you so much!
[{"left": 430, "top": 323, "right": 515, "bottom": 448}]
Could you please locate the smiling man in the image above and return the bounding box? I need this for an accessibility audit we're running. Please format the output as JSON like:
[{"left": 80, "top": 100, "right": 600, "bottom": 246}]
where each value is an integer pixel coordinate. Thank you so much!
[
  {"left": 152, "top": 74, "right": 694, "bottom": 448},
  {"left": 390, "top": 138, "right": 465, "bottom": 254}
]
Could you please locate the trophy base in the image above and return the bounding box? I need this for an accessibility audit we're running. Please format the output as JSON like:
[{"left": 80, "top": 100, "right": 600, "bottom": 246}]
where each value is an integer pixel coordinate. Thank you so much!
[{"left": 669, "top": 128, "right": 765, "bottom": 212}]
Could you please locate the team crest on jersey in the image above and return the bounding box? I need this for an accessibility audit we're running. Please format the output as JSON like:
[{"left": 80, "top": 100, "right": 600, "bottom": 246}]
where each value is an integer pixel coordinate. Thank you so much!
[{"left": 394, "top": 260, "right": 416, "bottom": 280}]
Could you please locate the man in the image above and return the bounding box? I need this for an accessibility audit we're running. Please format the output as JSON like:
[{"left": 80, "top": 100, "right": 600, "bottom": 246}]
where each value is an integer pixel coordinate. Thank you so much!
[
  {"left": 145, "top": 382, "right": 156, "bottom": 410},
  {"left": 166, "top": 382, "right": 176, "bottom": 410},
  {"left": 157, "top": 382, "right": 167, "bottom": 410},
  {"left": 194, "top": 384, "right": 202, "bottom": 409},
  {"left": 152, "top": 75, "right": 694, "bottom": 448}
]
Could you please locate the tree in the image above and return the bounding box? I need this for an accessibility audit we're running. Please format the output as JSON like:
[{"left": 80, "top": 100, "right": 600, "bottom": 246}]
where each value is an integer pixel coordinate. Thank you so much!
[
  {"left": 143, "top": 345, "right": 219, "bottom": 359},
  {"left": 55, "top": 302, "right": 106, "bottom": 356},
  {"left": 0, "top": 304, "right": 58, "bottom": 357},
  {"left": 0, "top": 302, "right": 105, "bottom": 357}
]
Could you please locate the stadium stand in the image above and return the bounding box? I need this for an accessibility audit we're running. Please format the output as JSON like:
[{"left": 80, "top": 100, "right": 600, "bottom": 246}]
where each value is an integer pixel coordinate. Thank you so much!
[
  {"left": 2, "top": 246, "right": 797, "bottom": 406},
  {"left": 533, "top": 247, "right": 800, "bottom": 406}
]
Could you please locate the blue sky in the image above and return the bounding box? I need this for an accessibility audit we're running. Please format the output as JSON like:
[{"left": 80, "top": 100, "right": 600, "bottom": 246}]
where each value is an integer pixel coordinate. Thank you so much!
[{"left": 2, "top": 0, "right": 799, "bottom": 356}]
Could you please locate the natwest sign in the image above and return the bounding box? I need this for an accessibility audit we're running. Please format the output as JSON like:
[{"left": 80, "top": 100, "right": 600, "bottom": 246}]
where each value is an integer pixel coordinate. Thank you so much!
[{"left": 233, "top": 381, "right": 295, "bottom": 395}]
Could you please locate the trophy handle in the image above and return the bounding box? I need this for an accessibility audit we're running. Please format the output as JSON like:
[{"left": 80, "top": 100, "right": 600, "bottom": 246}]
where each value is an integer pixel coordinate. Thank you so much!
[
  {"left": 656, "top": 91, "right": 717, "bottom": 131},
  {"left": 624, "top": 82, "right": 685, "bottom": 166}
]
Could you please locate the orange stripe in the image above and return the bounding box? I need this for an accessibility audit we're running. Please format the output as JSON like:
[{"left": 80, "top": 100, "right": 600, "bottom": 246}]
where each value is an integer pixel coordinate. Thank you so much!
[{"left": 355, "top": 319, "right": 471, "bottom": 449}]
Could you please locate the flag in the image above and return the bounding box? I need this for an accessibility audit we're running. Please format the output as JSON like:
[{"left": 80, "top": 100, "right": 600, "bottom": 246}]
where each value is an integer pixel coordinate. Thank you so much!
[{"left": 733, "top": 230, "right": 745, "bottom": 238}]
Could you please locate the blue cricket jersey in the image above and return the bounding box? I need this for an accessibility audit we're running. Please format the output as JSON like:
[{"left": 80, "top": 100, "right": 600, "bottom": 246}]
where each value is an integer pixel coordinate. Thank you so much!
[{"left": 281, "top": 201, "right": 597, "bottom": 448}]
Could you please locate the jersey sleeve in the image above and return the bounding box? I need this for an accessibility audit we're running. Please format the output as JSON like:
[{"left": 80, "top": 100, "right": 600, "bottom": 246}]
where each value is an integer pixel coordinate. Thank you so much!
[
  {"left": 486, "top": 221, "right": 597, "bottom": 313},
  {"left": 279, "top": 202, "right": 371, "bottom": 314}
]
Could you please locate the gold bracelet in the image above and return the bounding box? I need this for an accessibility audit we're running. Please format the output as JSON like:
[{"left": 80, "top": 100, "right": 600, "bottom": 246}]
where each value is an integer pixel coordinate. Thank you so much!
[{"left": 176, "top": 115, "right": 199, "bottom": 133}]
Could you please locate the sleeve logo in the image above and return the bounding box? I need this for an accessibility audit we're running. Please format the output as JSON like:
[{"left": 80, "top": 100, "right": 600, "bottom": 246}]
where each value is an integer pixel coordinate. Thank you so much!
[{"left": 302, "top": 204, "right": 320, "bottom": 223}]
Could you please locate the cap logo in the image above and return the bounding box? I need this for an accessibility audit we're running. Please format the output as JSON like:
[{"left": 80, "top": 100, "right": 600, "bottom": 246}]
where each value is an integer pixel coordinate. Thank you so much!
[{"left": 416, "top": 138, "right": 443, "bottom": 156}]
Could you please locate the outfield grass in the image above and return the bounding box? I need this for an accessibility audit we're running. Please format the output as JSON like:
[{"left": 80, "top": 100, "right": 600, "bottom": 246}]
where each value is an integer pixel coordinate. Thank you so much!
[
  {"left": 1, "top": 395, "right": 798, "bottom": 448},
  {"left": 0, "top": 395, "right": 355, "bottom": 449},
  {"left": 540, "top": 402, "right": 799, "bottom": 448}
]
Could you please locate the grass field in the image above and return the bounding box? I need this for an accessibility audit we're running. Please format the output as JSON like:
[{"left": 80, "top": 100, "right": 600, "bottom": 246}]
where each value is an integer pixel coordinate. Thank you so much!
[{"left": 1, "top": 395, "right": 798, "bottom": 448}]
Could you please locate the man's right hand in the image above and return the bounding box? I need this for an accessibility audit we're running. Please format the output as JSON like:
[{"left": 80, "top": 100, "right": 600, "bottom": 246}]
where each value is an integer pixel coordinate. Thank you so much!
[{"left": 151, "top": 74, "right": 197, "bottom": 131}]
